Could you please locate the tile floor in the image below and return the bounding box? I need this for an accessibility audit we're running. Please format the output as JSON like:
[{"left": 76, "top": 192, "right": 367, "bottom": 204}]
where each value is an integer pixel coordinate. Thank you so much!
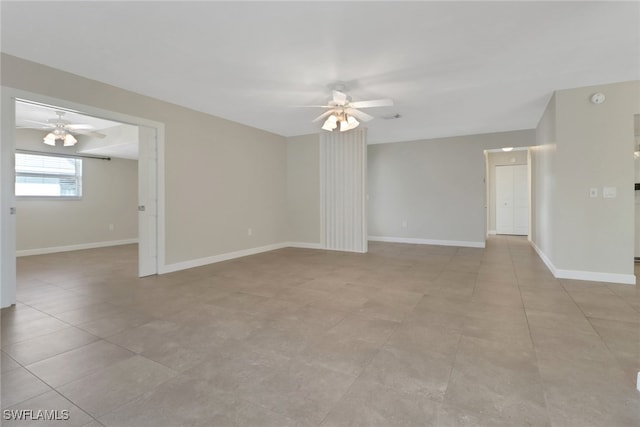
[{"left": 2, "top": 237, "right": 640, "bottom": 426}]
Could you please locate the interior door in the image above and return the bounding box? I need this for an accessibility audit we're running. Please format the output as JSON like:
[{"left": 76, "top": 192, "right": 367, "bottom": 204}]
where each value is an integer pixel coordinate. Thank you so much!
[
  {"left": 1, "top": 96, "right": 17, "bottom": 307},
  {"left": 496, "top": 164, "right": 528, "bottom": 235},
  {"left": 138, "top": 126, "right": 157, "bottom": 277},
  {"left": 635, "top": 191, "right": 640, "bottom": 258}
]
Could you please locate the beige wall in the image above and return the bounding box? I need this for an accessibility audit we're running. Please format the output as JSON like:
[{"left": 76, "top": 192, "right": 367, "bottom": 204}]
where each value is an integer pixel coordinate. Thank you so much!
[
  {"left": 2, "top": 54, "right": 288, "bottom": 265},
  {"left": 367, "top": 129, "right": 536, "bottom": 245},
  {"left": 554, "top": 81, "right": 639, "bottom": 276},
  {"left": 487, "top": 150, "right": 528, "bottom": 233},
  {"left": 532, "top": 93, "right": 557, "bottom": 263},
  {"left": 286, "top": 134, "right": 320, "bottom": 244},
  {"left": 15, "top": 129, "right": 138, "bottom": 252},
  {"left": 533, "top": 81, "right": 640, "bottom": 281}
]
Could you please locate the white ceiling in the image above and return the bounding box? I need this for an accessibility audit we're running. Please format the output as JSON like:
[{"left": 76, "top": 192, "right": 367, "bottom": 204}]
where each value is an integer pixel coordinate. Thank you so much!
[{"left": 2, "top": 1, "right": 638, "bottom": 144}]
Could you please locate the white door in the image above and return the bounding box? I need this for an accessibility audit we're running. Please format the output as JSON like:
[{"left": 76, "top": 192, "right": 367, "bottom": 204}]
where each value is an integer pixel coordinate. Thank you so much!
[
  {"left": 138, "top": 126, "right": 157, "bottom": 277},
  {"left": 1, "top": 96, "right": 17, "bottom": 307},
  {"left": 635, "top": 191, "right": 640, "bottom": 258},
  {"left": 496, "top": 164, "right": 528, "bottom": 235}
]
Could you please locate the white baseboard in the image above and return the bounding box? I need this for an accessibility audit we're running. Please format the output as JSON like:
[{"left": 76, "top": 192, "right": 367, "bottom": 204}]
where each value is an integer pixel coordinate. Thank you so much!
[
  {"left": 530, "top": 240, "right": 636, "bottom": 285},
  {"left": 17, "top": 239, "right": 138, "bottom": 257},
  {"left": 160, "top": 242, "right": 290, "bottom": 274},
  {"left": 161, "top": 240, "right": 383, "bottom": 274},
  {"left": 160, "top": 241, "right": 336, "bottom": 274},
  {"left": 368, "top": 235, "right": 485, "bottom": 249},
  {"left": 530, "top": 240, "right": 556, "bottom": 275},
  {"left": 554, "top": 269, "right": 636, "bottom": 285},
  {"left": 317, "top": 247, "right": 368, "bottom": 254},
  {"left": 287, "top": 242, "right": 323, "bottom": 249},
  {"left": 487, "top": 230, "right": 497, "bottom": 235}
]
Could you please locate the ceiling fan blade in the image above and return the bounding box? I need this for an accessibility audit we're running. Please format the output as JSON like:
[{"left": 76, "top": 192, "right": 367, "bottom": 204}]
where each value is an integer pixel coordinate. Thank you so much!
[
  {"left": 292, "top": 105, "right": 333, "bottom": 108},
  {"left": 16, "top": 126, "right": 44, "bottom": 130},
  {"left": 72, "top": 129, "right": 107, "bottom": 139},
  {"left": 312, "top": 109, "right": 337, "bottom": 123},
  {"left": 345, "top": 108, "right": 374, "bottom": 122},
  {"left": 349, "top": 99, "right": 394, "bottom": 108},
  {"left": 66, "top": 124, "right": 95, "bottom": 130},
  {"left": 17, "top": 125, "right": 46, "bottom": 130},
  {"left": 23, "top": 119, "right": 54, "bottom": 128},
  {"left": 332, "top": 90, "right": 348, "bottom": 106}
]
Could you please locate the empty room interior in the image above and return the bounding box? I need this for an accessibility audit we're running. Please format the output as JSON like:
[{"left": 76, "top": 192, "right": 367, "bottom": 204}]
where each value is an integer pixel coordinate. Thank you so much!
[{"left": 1, "top": 1, "right": 640, "bottom": 426}]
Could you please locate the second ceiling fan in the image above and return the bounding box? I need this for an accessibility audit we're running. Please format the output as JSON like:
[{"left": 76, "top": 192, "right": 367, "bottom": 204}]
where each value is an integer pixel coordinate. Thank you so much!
[{"left": 22, "top": 111, "right": 106, "bottom": 147}]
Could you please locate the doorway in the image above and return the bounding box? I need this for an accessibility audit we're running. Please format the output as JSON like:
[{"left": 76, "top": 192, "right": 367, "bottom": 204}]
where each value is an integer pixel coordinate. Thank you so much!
[
  {"left": 485, "top": 148, "right": 530, "bottom": 238},
  {"left": 1, "top": 89, "right": 164, "bottom": 308},
  {"left": 496, "top": 164, "right": 529, "bottom": 235}
]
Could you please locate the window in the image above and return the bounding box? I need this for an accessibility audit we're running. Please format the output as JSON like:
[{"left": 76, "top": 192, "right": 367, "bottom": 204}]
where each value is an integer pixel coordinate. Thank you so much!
[{"left": 15, "top": 152, "right": 83, "bottom": 198}]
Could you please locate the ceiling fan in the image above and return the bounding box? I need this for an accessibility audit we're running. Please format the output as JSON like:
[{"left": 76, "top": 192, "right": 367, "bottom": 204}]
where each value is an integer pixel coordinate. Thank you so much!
[
  {"left": 308, "top": 89, "right": 394, "bottom": 132},
  {"left": 21, "top": 111, "right": 106, "bottom": 147}
]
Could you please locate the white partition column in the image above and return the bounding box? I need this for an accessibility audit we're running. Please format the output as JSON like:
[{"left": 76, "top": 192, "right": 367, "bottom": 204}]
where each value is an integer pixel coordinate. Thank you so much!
[{"left": 320, "top": 128, "right": 368, "bottom": 253}]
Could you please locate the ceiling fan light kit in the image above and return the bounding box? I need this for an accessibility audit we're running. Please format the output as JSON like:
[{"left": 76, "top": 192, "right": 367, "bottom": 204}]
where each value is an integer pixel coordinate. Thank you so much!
[
  {"left": 339, "top": 116, "right": 355, "bottom": 132},
  {"left": 43, "top": 133, "right": 56, "bottom": 146},
  {"left": 321, "top": 114, "right": 339, "bottom": 131},
  {"left": 311, "top": 89, "right": 393, "bottom": 133},
  {"left": 323, "top": 112, "right": 359, "bottom": 132},
  {"left": 63, "top": 133, "right": 78, "bottom": 146},
  {"left": 43, "top": 126, "right": 78, "bottom": 147}
]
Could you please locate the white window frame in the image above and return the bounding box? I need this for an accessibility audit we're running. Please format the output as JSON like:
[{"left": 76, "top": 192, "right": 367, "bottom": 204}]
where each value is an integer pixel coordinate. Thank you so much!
[{"left": 15, "top": 151, "right": 83, "bottom": 199}]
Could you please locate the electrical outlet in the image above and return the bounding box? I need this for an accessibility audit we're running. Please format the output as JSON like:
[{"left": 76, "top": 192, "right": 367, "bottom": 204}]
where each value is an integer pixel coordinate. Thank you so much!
[
  {"left": 108, "top": 224, "right": 115, "bottom": 231},
  {"left": 401, "top": 220, "right": 408, "bottom": 228},
  {"left": 248, "top": 228, "right": 252, "bottom": 236},
  {"left": 603, "top": 187, "right": 617, "bottom": 199}
]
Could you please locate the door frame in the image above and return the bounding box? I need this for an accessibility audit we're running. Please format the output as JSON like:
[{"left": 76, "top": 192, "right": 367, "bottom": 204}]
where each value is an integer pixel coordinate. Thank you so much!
[
  {"left": 1, "top": 87, "right": 166, "bottom": 308},
  {"left": 483, "top": 147, "right": 532, "bottom": 242}
]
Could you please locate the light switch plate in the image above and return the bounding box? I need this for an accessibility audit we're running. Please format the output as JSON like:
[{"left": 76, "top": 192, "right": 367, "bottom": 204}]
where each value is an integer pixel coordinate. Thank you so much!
[
  {"left": 589, "top": 188, "right": 598, "bottom": 198},
  {"left": 603, "top": 187, "right": 617, "bottom": 198}
]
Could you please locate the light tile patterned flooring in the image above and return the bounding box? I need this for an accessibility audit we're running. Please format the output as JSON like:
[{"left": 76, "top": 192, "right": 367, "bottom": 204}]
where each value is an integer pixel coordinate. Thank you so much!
[{"left": 2, "top": 236, "right": 640, "bottom": 426}]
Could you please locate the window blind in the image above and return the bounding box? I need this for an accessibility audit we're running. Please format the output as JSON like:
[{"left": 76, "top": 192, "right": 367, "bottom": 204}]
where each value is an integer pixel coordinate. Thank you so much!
[{"left": 15, "top": 153, "right": 83, "bottom": 197}]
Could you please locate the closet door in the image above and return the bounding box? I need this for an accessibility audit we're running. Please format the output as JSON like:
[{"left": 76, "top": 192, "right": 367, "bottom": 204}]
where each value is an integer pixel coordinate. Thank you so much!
[{"left": 496, "top": 165, "right": 528, "bottom": 235}]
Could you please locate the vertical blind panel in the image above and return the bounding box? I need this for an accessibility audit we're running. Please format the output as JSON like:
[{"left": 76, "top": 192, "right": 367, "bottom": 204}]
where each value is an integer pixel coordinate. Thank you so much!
[{"left": 320, "top": 128, "right": 367, "bottom": 253}]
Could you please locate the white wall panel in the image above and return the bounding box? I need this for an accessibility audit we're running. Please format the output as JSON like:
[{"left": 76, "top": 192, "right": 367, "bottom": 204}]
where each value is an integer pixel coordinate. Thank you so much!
[{"left": 320, "top": 128, "right": 367, "bottom": 253}]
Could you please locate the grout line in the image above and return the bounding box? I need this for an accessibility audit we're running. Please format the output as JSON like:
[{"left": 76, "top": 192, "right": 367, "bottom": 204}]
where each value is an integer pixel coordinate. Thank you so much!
[
  {"left": 514, "top": 240, "right": 554, "bottom": 425},
  {"left": 7, "top": 363, "right": 97, "bottom": 424}
]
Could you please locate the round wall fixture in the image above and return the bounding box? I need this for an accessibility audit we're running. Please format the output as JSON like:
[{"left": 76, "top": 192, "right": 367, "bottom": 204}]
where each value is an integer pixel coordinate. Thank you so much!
[{"left": 590, "top": 92, "right": 606, "bottom": 104}]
